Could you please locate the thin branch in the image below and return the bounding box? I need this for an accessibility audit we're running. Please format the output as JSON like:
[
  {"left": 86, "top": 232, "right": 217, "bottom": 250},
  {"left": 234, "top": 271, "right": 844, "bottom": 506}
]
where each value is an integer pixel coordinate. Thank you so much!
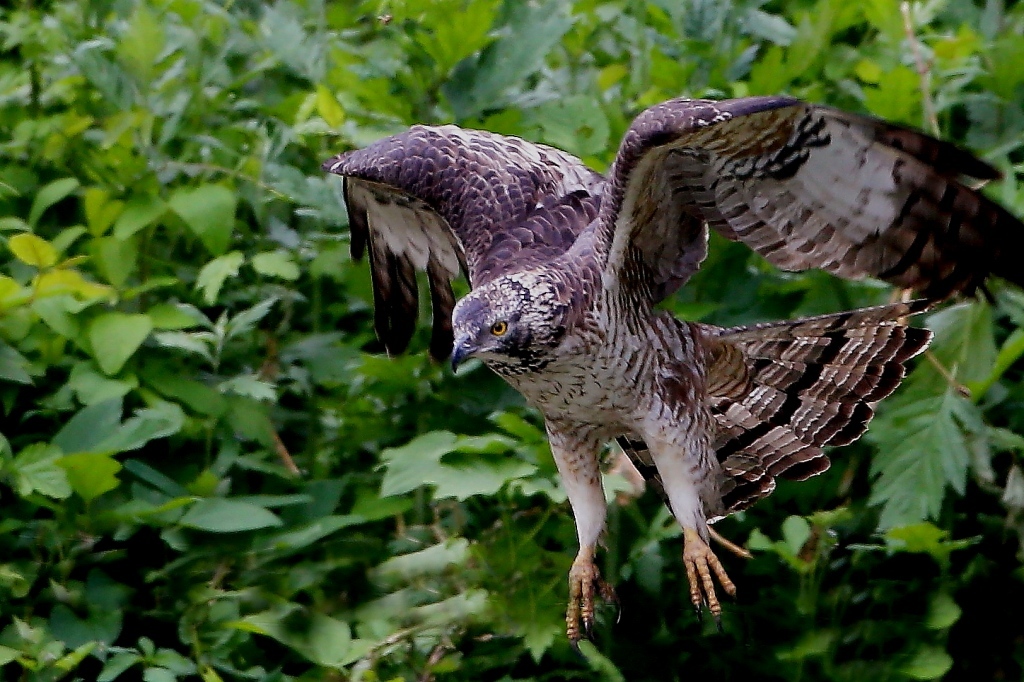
[
  {"left": 901, "top": 2, "right": 940, "bottom": 136},
  {"left": 271, "top": 429, "right": 302, "bottom": 476},
  {"left": 926, "top": 352, "right": 972, "bottom": 399}
]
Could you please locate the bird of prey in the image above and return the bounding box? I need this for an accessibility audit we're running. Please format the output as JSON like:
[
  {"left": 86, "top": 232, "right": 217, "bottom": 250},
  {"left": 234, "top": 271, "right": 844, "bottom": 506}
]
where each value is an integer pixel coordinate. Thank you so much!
[{"left": 323, "top": 96, "right": 1024, "bottom": 643}]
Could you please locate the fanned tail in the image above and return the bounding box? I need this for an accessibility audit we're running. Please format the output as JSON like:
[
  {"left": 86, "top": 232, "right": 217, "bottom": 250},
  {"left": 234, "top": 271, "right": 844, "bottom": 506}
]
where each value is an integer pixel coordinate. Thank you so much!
[
  {"left": 617, "top": 300, "right": 932, "bottom": 520},
  {"left": 706, "top": 299, "right": 932, "bottom": 515}
]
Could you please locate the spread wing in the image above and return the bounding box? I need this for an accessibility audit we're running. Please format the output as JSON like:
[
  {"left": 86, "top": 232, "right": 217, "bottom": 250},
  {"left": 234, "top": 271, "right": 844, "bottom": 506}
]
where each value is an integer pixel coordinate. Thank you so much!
[
  {"left": 323, "top": 125, "right": 604, "bottom": 358},
  {"left": 595, "top": 96, "right": 1024, "bottom": 303}
]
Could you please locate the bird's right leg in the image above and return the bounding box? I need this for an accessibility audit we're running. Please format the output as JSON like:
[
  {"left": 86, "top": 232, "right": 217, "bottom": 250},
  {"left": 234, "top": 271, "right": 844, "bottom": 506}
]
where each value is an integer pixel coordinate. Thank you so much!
[{"left": 547, "top": 423, "right": 614, "bottom": 643}]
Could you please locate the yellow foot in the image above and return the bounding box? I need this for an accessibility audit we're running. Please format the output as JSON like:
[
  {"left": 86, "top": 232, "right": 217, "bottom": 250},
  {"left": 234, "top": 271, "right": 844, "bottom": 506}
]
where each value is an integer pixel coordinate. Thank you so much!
[
  {"left": 565, "top": 551, "right": 618, "bottom": 644},
  {"left": 683, "top": 526, "right": 736, "bottom": 622}
]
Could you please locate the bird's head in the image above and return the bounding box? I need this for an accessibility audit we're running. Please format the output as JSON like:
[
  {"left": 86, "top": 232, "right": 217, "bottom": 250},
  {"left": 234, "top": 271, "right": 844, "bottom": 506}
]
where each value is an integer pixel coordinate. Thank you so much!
[{"left": 450, "top": 272, "right": 572, "bottom": 375}]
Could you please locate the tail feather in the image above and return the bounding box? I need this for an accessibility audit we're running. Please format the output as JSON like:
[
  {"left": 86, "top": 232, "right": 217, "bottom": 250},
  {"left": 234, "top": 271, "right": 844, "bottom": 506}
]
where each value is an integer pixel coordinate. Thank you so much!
[
  {"left": 707, "top": 299, "right": 931, "bottom": 514},
  {"left": 616, "top": 300, "right": 932, "bottom": 520}
]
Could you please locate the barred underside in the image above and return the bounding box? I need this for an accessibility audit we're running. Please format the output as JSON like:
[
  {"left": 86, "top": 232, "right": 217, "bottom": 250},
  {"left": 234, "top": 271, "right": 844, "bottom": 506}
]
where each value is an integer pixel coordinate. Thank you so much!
[{"left": 619, "top": 300, "right": 932, "bottom": 519}]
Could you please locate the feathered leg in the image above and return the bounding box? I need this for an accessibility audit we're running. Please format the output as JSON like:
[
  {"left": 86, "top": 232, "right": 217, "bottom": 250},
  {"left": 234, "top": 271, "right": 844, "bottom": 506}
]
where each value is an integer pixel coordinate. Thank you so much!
[
  {"left": 644, "top": 421, "right": 735, "bottom": 621},
  {"left": 547, "top": 422, "right": 615, "bottom": 643}
]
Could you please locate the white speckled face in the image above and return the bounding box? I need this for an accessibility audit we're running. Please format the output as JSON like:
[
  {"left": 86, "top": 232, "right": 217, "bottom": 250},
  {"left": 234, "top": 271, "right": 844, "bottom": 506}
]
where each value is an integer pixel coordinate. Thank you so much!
[{"left": 451, "top": 273, "right": 569, "bottom": 374}]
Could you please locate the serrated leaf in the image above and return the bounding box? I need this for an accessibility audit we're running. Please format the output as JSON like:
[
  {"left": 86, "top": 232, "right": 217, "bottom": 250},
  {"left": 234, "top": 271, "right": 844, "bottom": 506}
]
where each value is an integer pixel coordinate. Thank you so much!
[
  {"left": 179, "top": 498, "right": 283, "bottom": 532},
  {"left": 8, "top": 232, "right": 57, "bottom": 267},
  {"left": 868, "top": 388, "right": 978, "bottom": 529},
  {"left": 196, "top": 251, "right": 244, "bottom": 304},
  {"left": 169, "top": 185, "right": 237, "bottom": 255},
  {"left": 89, "top": 312, "right": 153, "bottom": 375},
  {"left": 379, "top": 431, "right": 536, "bottom": 500},
  {"left": 11, "top": 443, "right": 72, "bottom": 499},
  {"left": 225, "top": 297, "right": 277, "bottom": 341},
  {"left": 58, "top": 452, "right": 122, "bottom": 502},
  {"left": 28, "top": 177, "right": 80, "bottom": 227}
]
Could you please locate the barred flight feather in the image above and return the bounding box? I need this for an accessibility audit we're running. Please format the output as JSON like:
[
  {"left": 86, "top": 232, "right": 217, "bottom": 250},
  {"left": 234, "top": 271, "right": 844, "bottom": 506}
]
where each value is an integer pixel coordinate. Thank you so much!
[{"left": 619, "top": 300, "right": 932, "bottom": 518}]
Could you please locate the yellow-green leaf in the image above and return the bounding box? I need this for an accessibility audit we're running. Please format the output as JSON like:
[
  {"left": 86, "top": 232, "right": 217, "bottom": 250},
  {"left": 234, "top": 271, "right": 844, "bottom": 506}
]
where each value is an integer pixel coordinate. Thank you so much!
[
  {"left": 58, "top": 452, "right": 123, "bottom": 502},
  {"left": 315, "top": 85, "right": 345, "bottom": 127},
  {"left": 9, "top": 233, "right": 57, "bottom": 267}
]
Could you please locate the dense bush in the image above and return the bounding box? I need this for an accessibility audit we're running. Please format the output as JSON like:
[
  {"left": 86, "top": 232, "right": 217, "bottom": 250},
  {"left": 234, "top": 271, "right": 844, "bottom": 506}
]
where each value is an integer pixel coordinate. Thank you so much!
[{"left": 1, "top": 0, "right": 1023, "bottom": 679}]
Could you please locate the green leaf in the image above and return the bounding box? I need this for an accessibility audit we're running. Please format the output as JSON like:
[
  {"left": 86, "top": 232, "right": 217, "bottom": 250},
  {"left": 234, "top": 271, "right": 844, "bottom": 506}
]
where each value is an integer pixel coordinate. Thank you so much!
[
  {"left": 526, "top": 94, "right": 610, "bottom": 157},
  {"left": 0, "top": 645, "right": 19, "bottom": 666},
  {"left": 251, "top": 251, "right": 300, "bottom": 280},
  {"left": 444, "top": 0, "right": 574, "bottom": 118},
  {"left": 862, "top": 65, "right": 922, "bottom": 125},
  {"left": 179, "top": 498, "right": 283, "bottom": 532},
  {"left": 371, "top": 540, "right": 470, "bottom": 588},
  {"left": 379, "top": 431, "right": 536, "bottom": 500},
  {"left": 67, "top": 362, "right": 137, "bottom": 405},
  {"left": 58, "top": 452, "right": 123, "bottom": 502},
  {"left": 781, "top": 515, "right": 811, "bottom": 556},
  {"left": 900, "top": 646, "right": 953, "bottom": 680},
  {"left": 28, "top": 177, "right": 80, "bottom": 227},
  {"left": 98, "top": 652, "right": 142, "bottom": 682},
  {"left": 414, "top": 0, "right": 497, "bottom": 74},
  {"left": 54, "top": 399, "right": 183, "bottom": 455},
  {"left": 112, "top": 194, "right": 167, "bottom": 240},
  {"left": 8, "top": 232, "right": 57, "bottom": 267},
  {"left": 92, "top": 235, "right": 139, "bottom": 287},
  {"left": 54, "top": 399, "right": 124, "bottom": 453},
  {"left": 89, "top": 312, "right": 153, "bottom": 375},
  {"left": 147, "top": 303, "right": 205, "bottom": 330},
  {"left": 83, "top": 187, "right": 123, "bottom": 237},
  {"left": 169, "top": 185, "right": 237, "bottom": 255},
  {"left": 196, "top": 251, "right": 244, "bottom": 305},
  {"left": 117, "top": 5, "right": 165, "bottom": 84},
  {"left": 869, "top": 388, "right": 979, "bottom": 528},
  {"left": 0, "top": 343, "right": 33, "bottom": 385},
  {"left": 314, "top": 85, "right": 345, "bottom": 127},
  {"left": 232, "top": 607, "right": 353, "bottom": 668},
  {"left": 10, "top": 443, "right": 72, "bottom": 499},
  {"left": 926, "top": 592, "right": 962, "bottom": 630}
]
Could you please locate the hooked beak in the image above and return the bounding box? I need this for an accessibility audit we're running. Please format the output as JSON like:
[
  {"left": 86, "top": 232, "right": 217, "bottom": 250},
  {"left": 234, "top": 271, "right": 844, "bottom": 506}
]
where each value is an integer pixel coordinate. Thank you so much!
[{"left": 450, "top": 336, "right": 476, "bottom": 372}]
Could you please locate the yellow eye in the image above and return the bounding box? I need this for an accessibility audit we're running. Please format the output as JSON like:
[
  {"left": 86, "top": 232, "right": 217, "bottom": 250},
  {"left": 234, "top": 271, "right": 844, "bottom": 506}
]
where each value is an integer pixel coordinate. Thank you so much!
[{"left": 490, "top": 321, "right": 509, "bottom": 336}]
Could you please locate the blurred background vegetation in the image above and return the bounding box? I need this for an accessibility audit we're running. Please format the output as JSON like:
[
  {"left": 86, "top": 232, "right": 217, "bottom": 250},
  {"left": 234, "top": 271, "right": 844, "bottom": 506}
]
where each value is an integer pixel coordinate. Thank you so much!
[{"left": 1, "top": 0, "right": 1024, "bottom": 679}]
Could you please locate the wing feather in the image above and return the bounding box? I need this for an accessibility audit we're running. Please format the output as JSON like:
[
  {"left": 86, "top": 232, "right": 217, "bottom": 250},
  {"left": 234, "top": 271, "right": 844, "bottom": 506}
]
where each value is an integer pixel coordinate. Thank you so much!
[
  {"left": 597, "top": 96, "right": 1024, "bottom": 303},
  {"left": 324, "top": 126, "right": 603, "bottom": 358}
]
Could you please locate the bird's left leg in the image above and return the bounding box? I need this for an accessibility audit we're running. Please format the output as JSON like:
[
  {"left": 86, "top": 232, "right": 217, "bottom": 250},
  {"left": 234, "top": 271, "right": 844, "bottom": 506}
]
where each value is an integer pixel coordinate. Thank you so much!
[
  {"left": 648, "top": 435, "right": 736, "bottom": 621},
  {"left": 547, "top": 422, "right": 615, "bottom": 643}
]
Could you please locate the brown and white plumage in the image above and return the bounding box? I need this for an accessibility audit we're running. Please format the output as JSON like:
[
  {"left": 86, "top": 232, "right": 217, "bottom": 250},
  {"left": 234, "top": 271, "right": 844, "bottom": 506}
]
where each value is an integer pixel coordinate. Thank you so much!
[{"left": 323, "top": 96, "right": 1023, "bottom": 642}]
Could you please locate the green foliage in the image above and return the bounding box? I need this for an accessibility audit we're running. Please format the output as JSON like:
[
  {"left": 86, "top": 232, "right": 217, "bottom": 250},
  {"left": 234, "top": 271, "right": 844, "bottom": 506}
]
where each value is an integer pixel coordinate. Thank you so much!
[{"left": 1, "top": 0, "right": 1024, "bottom": 679}]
